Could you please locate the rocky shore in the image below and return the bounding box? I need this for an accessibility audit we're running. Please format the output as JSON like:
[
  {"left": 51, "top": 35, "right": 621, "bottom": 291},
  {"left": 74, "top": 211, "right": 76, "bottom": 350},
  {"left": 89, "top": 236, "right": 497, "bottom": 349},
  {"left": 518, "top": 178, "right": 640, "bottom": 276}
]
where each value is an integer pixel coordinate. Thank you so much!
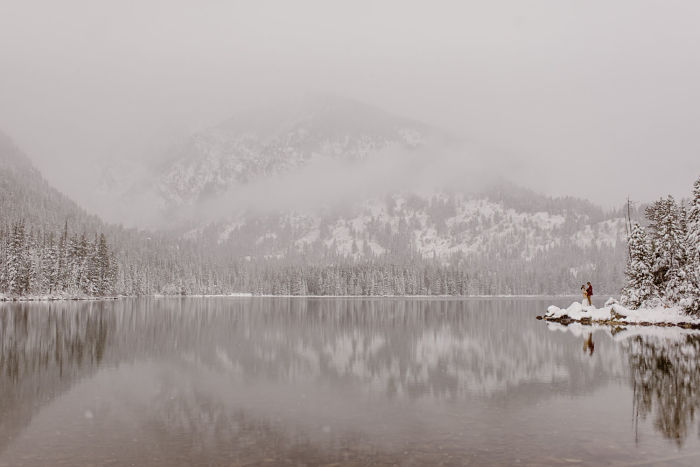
[{"left": 537, "top": 301, "right": 700, "bottom": 330}]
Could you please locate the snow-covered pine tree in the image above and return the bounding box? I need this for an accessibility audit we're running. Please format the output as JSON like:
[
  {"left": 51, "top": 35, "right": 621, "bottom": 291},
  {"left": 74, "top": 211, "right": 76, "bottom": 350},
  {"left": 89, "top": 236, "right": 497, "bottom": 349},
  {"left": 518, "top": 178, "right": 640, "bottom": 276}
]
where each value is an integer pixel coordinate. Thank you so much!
[
  {"left": 96, "top": 233, "right": 111, "bottom": 296},
  {"left": 666, "top": 203, "right": 690, "bottom": 303},
  {"left": 7, "top": 221, "right": 26, "bottom": 295},
  {"left": 645, "top": 196, "right": 688, "bottom": 304},
  {"left": 26, "top": 228, "right": 44, "bottom": 295},
  {"left": 78, "top": 233, "right": 91, "bottom": 294},
  {"left": 0, "top": 226, "right": 6, "bottom": 292},
  {"left": 621, "top": 223, "right": 656, "bottom": 308},
  {"left": 84, "top": 234, "right": 100, "bottom": 296},
  {"left": 681, "top": 175, "right": 700, "bottom": 313},
  {"left": 45, "top": 233, "right": 60, "bottom": 294},
  {"left": 56, "top": 221, "right": 68, "bottom": 292},
  {"left": 0, "top": 218, "right": 120, "bottom": 297},
  {"left": 65, "top": 234, "right": 79, "bottom": 293}
]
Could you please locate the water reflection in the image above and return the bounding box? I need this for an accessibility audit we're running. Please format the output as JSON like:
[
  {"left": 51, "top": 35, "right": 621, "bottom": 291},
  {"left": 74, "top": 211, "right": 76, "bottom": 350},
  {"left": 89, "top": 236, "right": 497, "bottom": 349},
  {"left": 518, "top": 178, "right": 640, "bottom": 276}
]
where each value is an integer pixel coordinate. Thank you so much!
[
  {"left": 583, "top": 332, "right": 595, "bottom": 356},
  {"left": 0, "top": 303, "right": 113, "bottom": 452},
  {"left": 625, "top": 333, "right": 700, "bottom": 446},
  {"left": 1, "top": 298, "right": 618, "bottom": 400},
  {"left": 549, "top": 322, "right": 700, "bottom": 447},
  {"left": 1, "top": 298, "right": 699, "bottom": 465}
]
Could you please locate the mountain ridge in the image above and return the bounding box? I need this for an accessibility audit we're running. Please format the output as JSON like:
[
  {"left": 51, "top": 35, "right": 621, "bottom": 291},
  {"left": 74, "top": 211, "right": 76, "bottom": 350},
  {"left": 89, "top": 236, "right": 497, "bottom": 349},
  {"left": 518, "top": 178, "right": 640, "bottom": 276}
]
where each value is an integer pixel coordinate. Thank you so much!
[
  {"left": 1, "top": 95, "right": 631, "bottom": 296},
  {"left": 153, "top": 95, "right": 445, "bottom": 208}
]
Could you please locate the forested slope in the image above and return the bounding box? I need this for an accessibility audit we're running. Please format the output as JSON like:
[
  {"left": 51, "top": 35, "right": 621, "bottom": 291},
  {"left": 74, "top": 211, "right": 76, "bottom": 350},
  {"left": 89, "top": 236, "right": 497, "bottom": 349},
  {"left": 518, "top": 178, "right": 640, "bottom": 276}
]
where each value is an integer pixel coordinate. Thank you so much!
[{"left": 2, "top": 129, "right": 629, "bottom": 297}]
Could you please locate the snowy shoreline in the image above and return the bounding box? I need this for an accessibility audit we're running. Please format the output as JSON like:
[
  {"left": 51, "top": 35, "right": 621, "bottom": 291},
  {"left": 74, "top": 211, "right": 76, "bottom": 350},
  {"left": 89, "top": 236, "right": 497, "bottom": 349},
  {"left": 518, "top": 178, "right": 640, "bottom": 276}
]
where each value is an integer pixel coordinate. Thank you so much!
[
  {"left": 2, "top": 293, "right": 600, "bottom": 303},
  {"left": 154, "top": 293, "right": 589, "bottom": 299},
  {"left": 539, "top": 301, "right": 700, "bottom": 329},
  {"left": 0, "top": 294, "right": 120, "bottom": 302}
]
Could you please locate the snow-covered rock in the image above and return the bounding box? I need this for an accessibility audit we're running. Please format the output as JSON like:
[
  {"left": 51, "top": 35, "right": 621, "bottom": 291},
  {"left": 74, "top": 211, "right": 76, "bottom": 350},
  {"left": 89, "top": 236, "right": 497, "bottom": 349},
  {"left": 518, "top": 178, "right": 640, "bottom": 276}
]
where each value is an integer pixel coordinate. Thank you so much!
[{"left": 544, "top": 302, "right": 700, "bottom": 326}]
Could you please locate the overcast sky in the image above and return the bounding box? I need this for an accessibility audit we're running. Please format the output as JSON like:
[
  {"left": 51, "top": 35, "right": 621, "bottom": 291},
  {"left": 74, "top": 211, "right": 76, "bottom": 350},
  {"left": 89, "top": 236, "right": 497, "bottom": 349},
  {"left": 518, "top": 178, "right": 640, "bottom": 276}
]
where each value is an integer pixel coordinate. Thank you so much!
[{"left": 1, "top": 0, "right": 699, "bottom": 217}]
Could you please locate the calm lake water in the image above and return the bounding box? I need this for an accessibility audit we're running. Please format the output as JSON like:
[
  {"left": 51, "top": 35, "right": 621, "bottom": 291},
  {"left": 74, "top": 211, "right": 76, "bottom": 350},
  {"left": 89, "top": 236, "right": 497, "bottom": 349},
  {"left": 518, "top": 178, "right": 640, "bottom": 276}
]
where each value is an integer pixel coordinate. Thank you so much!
[{"left": 1, "top": 297, "right": 699, "bottom": 466}]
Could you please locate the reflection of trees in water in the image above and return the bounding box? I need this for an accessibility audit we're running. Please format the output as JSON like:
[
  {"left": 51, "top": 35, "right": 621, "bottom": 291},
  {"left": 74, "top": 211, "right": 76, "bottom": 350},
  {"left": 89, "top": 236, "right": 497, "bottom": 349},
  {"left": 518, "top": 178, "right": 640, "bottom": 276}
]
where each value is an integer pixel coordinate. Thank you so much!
[
  {"left": 123, "top": 298, "right": 620, "bottom": 400},
  {"left": 4, "top": 299, "right": 700, "bottom": 462},
  {"left": 625, "top": 334, "right": 700, "bottom": 446},
  {"left": 0, "top": 302, "right": 113, "bottom": 454},
  {"left": 0, "top": 298, "right": 623, "bottom": 460},
  {"left": 0, "top": 302, "right": 111, "bottom": 380},
  {"left": 0, "top": 298, "right": 622, "bottom": 403}
]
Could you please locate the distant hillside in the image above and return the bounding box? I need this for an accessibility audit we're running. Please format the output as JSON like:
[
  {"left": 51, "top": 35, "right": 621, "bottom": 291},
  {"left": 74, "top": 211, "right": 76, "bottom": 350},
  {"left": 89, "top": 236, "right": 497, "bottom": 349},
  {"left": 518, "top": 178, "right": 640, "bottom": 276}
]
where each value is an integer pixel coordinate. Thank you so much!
[
  {"left": 113, "top": 97, "right": 625, "bottom": 294},
  {"left": 0, "top": 130, "right": 104, "bottom": 232},
  {"left": 178, "top": 187, "right": 625, "bottom": 294},
  {"left": 2, "top": 99, "right": 629, "bottom": 296},
  {"left": 154, "top": 96, "right": 440, "bottom": 207},
  {"left": 207, "top": 190, "right": 624, "bottom": 260},
  {"left": 0, "top": 131, "right": 226, "bottom": 297}
]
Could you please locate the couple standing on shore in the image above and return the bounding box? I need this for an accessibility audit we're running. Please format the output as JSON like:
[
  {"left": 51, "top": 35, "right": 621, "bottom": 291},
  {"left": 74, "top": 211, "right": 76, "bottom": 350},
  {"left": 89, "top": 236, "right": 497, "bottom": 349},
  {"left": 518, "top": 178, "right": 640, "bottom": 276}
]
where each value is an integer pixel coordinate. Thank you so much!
[{"left": 581, "top": 282, "right": 593, "bottom": 306}]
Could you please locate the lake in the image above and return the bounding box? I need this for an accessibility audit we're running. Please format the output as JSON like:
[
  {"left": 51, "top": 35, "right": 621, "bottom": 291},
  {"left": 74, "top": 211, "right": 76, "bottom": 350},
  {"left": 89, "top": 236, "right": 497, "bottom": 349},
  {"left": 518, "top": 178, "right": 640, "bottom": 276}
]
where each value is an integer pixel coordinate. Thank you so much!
[{"left": 1, "top": 297, "right": 699, "bottom": 466}]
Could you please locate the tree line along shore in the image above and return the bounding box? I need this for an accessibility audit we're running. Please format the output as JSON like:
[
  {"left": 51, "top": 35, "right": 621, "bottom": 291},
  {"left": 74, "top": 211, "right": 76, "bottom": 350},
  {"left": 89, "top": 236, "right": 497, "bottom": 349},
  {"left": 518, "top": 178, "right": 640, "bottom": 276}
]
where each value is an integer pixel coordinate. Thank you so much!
[{"left": 540, "top": 175, "right": 700, "bottom": 326}]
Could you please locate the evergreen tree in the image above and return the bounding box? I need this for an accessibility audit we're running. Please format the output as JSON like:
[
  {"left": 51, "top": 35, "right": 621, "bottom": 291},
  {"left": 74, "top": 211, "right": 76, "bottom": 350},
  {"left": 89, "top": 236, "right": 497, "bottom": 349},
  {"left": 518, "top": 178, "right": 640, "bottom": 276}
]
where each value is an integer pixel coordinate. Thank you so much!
[
  {"left": 96, "top": 233, "right": 111, "bottom": 295},
  {"left": 26, "top": 229, "right": 44, "bottom": 294},
  {"left": 57, "top": 221, "right": 68, "bottom": 292},
  {"left": 45, "top": 234, "right": 60, "bottom": 294},
  {"left": 7, "top": 221, "right": 26, "bottom": 295},
  {"left": 645, "top": 196, "right": 688, "bottom": 303},
  {"left": 621, "top": 223, "right": 656, "bottom": 308},
  {"left": 0, "top": 219, "right": 119, "bottom": 298},
  {"left": 681, "top": 176, "right": 700, "bottom": 313}
]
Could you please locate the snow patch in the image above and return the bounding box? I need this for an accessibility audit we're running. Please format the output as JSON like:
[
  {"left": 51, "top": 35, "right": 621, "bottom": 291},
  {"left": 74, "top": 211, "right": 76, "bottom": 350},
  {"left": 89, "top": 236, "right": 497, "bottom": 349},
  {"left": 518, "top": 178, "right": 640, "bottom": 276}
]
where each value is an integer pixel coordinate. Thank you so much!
[{"left": 545, "top": 302, "right": 700, "bottom": 325}]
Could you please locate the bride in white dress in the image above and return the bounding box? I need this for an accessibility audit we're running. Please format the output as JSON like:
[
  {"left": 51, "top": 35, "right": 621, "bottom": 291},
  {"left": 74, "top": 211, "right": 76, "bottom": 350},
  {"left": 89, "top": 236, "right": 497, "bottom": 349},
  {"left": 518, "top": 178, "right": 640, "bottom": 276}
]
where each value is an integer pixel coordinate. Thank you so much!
[{"left": 581, "top": 285, "right": 588, "bottom": 307}]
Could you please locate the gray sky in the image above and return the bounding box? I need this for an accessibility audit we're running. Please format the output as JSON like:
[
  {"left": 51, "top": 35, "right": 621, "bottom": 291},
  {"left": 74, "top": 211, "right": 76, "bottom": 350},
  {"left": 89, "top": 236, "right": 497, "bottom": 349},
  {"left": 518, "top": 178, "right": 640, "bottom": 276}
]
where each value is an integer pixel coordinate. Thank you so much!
[{"left": 1, "top": 0, "right": 699, "bottom": 218}]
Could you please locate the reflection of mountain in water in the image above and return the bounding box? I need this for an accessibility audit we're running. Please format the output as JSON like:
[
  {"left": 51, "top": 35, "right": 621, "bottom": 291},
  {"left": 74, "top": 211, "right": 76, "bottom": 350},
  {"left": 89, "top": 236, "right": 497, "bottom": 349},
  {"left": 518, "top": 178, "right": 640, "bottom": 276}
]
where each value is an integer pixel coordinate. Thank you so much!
[
  {"left": 0, "top": 299, "right": 624, "bottom": 452},
  {"left": 0, "top": 298, "right": 640, "bottom": 463},
  {"left": 1, "top": 299, "right": 622, "bottom": 394},
  {"left": 3, "top": 299, "right": 700, "bottom": 463},
  {"left": 625, "top": 333, "right": 700, "bottom": 446}
]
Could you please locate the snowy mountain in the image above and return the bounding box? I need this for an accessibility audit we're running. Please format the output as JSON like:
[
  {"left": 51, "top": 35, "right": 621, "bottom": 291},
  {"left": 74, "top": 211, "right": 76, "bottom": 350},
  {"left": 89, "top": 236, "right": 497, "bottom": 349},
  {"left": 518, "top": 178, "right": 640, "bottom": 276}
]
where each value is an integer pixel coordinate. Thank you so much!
[
  {"left": 134, "top": 97, "right": 630, "bottom": 293},
  {"left": 185, "top": 185, "right": 628, "bottom": 293},
  {"left": 209, "top": 191, "right": 624, "bottom": 261},
  {"left": 1, "top": 94, "right": 632, "bottom": 295},
  {"left": 0, "top": 130, "right": 234, "bottom": 297},
  {"left": 0, "top": 129, "right": 103, "bottom": 230},
  {"left": 155, "top": 96, "right": 439, "bottom": 207}
]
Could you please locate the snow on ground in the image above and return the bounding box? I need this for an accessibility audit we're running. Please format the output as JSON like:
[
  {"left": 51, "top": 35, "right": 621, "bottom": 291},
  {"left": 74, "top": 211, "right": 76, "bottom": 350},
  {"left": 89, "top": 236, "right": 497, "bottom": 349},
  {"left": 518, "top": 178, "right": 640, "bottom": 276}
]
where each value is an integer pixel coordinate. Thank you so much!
[{"left": 545, "top": 300, "right": 700, "bottom": 325}]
